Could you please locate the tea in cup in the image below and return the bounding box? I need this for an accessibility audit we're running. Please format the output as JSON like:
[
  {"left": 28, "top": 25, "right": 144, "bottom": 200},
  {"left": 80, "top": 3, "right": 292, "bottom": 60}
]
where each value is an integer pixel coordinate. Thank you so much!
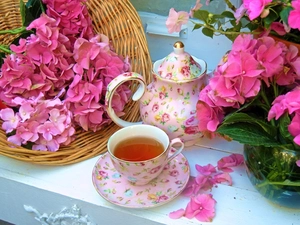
[{"left": 107, "top": 124, "right": 184, "bottom": 185}]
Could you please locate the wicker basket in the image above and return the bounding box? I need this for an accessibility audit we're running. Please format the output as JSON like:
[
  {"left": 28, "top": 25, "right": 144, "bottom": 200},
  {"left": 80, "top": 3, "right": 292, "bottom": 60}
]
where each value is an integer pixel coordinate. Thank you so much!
[{"left": 0, "top": 0, "right": 152, "bottom": 165}]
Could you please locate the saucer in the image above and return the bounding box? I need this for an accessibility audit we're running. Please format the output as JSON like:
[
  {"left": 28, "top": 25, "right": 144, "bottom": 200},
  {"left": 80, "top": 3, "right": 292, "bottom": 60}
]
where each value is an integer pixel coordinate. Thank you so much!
[{"left": 92, "top": 152, "right": 190, "bottom": 209}]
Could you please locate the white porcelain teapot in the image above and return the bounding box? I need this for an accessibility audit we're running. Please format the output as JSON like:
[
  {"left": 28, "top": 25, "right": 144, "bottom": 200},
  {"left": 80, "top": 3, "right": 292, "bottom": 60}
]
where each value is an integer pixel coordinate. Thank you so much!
[{"left": 105, "top": 41, "right": 207, "bottom": 144}]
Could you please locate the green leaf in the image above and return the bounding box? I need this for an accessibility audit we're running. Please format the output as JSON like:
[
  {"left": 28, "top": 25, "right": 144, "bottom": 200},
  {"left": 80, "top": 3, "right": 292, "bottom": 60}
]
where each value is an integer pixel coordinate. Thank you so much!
[
  {"left": 229, "top": 19, "right": 242, "bottom": 31},
  {"left": 211, "top": 14, "right": 225, "bottom": 20},
  {"left": 221, "top": 11, "right": 235, "bottom": 18},
  {"left": 222, "top": 112, "right": 277, "bottom": 137},
  {"left": 24, "top": 0, "right": 45, "bottom": 27},
  {"left": 193, "top": 10, "right": 209, "bottom": 22},
  {"left": 217, "top": 122, "right": 280, "bottom": 147},
  {"left": 263, "top": 9, "right": 280, "bottom": 29},
  {"left": 193, "top": 23, "right": 203, "bottom": 30},
  {"left": 280, "top": 6, "right": 293, "bottom": 25},
  {"left": 278, "top": 113, "right": 294, "bottom": 142},
  {"left": 0, "top": 52, "right": 5, "bottom": 67},
  {"left": 202, "top": 27, "right": 214, "bottom": 38}
]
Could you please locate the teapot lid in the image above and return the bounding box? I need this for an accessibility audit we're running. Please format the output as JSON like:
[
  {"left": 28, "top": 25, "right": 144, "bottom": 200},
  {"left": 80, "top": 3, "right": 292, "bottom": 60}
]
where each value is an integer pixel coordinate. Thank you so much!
[{"left": 157, "top": 41, "right": 202, "bottom": 81}]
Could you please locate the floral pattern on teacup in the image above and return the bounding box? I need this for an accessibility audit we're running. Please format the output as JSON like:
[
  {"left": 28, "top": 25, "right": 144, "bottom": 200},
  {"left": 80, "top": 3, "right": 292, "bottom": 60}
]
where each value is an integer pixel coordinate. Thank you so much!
[{"left": 92, "top": 152, "right": 190, "bottom": 208}]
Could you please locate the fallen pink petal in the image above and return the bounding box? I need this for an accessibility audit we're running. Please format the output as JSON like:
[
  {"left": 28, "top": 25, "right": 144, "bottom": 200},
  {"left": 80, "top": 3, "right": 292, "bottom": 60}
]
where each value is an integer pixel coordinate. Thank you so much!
[
  {"left": 182, "top": 176, "right": 201, "bottom": 197},
  {"left": 213, "top": 173, "right": 233, "bottom": 186},
  {"left": 196, "top": 163, "right": 217, "bottom": 175},
  {"left": 169, "top": 208, "right": 185, "bottom": 219},
  {"left": 195, "top": 174, "right": 214, "bottom": 191},
  {"left": 217, "top": 153, "right": 244, "bottom": 171}
]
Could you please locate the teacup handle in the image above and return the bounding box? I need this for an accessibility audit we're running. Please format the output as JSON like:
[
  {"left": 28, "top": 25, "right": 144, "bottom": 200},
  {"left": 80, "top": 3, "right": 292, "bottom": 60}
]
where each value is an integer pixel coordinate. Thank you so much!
[
  {"left": 105, "top": 72, "right": 146, "bottom": 127},
  {"left": 167, "top": 138, "right": 185, "bottom": 162}
]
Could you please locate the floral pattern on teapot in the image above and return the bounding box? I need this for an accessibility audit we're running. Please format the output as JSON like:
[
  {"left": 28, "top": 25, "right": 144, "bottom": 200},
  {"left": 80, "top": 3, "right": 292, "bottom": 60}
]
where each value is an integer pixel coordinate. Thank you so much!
[
  {"left": 140, "top": 72, "right": 206, "bottom": 142},
  {"left": 158, "top": 54, "right": 202, "bottom": 81}
]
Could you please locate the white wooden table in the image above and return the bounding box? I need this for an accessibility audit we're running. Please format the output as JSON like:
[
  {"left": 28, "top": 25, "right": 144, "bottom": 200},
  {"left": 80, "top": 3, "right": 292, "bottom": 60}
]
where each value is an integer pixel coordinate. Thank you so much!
[{"left": 0, "top": 136, "right": 299, "bottom": 225}]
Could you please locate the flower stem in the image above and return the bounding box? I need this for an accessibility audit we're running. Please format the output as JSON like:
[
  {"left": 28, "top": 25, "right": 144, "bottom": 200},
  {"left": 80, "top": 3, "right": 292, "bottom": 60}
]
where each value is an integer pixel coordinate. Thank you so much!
[
  {"left": 193, "top": 22, "right": 254, "bottom": 36},
  {"left": 224, "top": 0, "right": 236, "bottom": 12},
  {"left": 257, "top": 179, "right": 300, "bottom": 187},
  {"left": 0, "top": 27, "right": 26, "bottom": 35},
  {"left": 0, "top": 45, "right": 12, "bottom": 54}
]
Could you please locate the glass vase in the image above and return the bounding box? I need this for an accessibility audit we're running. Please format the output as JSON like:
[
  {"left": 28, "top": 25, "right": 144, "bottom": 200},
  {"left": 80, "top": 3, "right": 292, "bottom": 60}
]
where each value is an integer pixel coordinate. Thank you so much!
[{"left": 244, "top": 145, "right": 300, "bottom": 208}]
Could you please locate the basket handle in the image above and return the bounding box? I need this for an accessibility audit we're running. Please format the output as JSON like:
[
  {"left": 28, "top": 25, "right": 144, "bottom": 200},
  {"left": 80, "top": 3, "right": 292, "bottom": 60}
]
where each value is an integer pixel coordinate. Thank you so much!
[{"left": 105, "top": 72, "right": 146, "bottom": 127}]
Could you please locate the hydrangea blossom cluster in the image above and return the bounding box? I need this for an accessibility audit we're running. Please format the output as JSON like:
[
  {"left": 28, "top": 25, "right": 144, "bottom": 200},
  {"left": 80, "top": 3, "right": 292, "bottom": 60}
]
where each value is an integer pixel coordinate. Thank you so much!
[
  {"left": 169, "top": 153, "right": 244, "bottom": 222},
  {"left": 197, "top": 34, "right": 300, "bottom": 140},
  {"left": 0, "top": 94, "right": 75, "bottom": 151},
  {"left": 0, "top": 0, "right": 131, "bottom": 151}
]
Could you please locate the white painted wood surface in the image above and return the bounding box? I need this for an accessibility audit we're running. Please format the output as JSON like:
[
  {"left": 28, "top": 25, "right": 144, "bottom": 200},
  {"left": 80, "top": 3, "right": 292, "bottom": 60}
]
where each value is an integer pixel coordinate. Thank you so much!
[{"left": 0, "top": 136, "right": 299, "bottom": 225}]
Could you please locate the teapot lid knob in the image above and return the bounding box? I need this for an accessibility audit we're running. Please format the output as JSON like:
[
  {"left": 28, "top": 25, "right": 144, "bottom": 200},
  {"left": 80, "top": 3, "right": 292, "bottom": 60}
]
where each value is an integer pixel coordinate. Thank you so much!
[
  {"left": 174, "top": 41, "right": 184, "bottom": 48},
  {"left": 173, "top": 41, "right": 184, "bottom": 55}
]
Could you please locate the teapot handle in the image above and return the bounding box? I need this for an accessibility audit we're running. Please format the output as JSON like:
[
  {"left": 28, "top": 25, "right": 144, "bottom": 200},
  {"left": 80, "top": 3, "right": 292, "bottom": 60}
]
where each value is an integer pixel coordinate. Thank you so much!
[{"left": 105, "top": 72, "right": 146, "bottom": 127}]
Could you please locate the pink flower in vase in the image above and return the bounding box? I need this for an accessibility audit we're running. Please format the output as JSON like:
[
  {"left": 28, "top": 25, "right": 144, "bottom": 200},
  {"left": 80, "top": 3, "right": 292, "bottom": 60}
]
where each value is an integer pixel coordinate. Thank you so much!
[
  {"left": 288, "top": 0, "right": 300, "bottom": 30},
  {"left": 243, "top": 0, "right": 272, "bottom": 21}
]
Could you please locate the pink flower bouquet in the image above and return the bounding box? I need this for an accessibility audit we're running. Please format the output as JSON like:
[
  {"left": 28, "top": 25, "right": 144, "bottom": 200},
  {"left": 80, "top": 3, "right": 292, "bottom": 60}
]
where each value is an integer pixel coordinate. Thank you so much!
[
  {"left": 0, "top": 0, "right": 132, "bottom": 151},
  {"left": 197, "top": 33, "right": 300, "bottom": 148}
]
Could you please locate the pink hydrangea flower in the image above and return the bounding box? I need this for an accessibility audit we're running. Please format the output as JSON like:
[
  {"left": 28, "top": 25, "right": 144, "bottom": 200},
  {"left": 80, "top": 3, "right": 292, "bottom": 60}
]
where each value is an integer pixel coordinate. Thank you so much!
[
  {"left": 288, "top": 112, "right": 300, "bottom": 145},
  {"left": 288, "top": 0, "right": 300, "bottom": 30},
  {"left": 166, "top": 8, "right": 189, "bottom": 33},
  {"left": 243, "top": 0, "right": 272, "bottom": 20},
  {"left": 196, "top": 85, "right": 225, "bottom": 137},
  {"left": 43, "top": 0, "right": 94, "bottom": 41},
  {"left": 270, "top": 22, "right": 287, "bottom": 36},
  {"left": 0, "top": 0, "right": 132, "bottom": 151},
  {"left": 0, "top": 108, "right": 20, "bottom": 133},
  {"left": 2, "top": 94, "right": 75, "bottom": 151}
]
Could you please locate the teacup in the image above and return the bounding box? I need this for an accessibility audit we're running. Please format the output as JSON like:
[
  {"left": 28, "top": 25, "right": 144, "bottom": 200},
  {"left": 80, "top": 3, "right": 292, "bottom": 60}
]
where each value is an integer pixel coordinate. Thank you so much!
[{"left": 107, "top": 124, "right": 184, "bottom": 185}]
